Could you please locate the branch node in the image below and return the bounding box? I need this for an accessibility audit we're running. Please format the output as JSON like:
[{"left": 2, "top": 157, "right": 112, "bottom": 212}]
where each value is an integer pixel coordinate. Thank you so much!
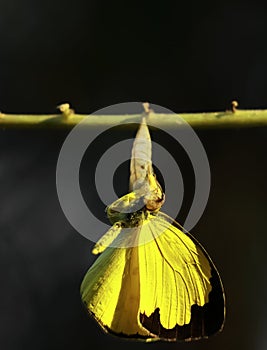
[
  {"left": 57, "top": 103, "right": 74, "bottom": 118},
  {"left": 231, "top": 100, "right": 239, "bottom": 113}
]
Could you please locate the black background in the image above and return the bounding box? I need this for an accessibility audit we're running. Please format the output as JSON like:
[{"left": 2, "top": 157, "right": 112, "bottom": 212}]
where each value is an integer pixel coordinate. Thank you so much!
[{"left": 1, "top": 1, "right": 267, "bottom": 350}]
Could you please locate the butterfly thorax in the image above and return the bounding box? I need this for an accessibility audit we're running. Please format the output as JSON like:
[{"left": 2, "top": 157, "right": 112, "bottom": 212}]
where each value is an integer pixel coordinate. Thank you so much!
[
  {"left": 106, "top": 192, "right": 148, "bottom": 227},
  {"left": 107, "top": 174, "right": 164, "bottom": 227}
]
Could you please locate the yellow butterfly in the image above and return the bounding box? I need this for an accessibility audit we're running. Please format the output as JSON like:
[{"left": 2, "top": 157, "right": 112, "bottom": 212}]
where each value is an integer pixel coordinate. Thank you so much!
[{"left": 80, "top": 115, "right": 225, "bottom": 342}]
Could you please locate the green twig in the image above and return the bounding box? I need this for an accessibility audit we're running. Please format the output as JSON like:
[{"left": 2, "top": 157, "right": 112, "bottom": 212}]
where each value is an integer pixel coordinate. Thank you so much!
[{"left": 1, "top": 103, "right": 267, "bottom": 129}]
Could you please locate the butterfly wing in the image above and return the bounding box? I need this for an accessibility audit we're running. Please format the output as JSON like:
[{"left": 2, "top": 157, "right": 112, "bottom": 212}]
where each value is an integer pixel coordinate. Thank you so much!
[
  {"left": 81, "top": 214, "right": 224, "bottom": 342},
  {"left": 138, "top": 212, "right": 225, "bottom": 341}
]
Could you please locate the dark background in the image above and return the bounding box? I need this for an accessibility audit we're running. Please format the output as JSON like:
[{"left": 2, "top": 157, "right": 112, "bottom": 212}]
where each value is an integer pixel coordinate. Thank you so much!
[{"left": 1, "top": 1, "right": 267, "bottom": 350}]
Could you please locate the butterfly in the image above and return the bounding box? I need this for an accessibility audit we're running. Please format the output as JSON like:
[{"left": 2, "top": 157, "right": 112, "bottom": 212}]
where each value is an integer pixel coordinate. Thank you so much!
[{"left": 80, "top": 114, "right": 225, "bottom": 342}]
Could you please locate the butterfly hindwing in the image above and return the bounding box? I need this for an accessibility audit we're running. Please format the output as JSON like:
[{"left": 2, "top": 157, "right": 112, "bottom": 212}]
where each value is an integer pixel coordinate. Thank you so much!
[{"left": 138, "top": 212, "right": 225, "bottom": 341}]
